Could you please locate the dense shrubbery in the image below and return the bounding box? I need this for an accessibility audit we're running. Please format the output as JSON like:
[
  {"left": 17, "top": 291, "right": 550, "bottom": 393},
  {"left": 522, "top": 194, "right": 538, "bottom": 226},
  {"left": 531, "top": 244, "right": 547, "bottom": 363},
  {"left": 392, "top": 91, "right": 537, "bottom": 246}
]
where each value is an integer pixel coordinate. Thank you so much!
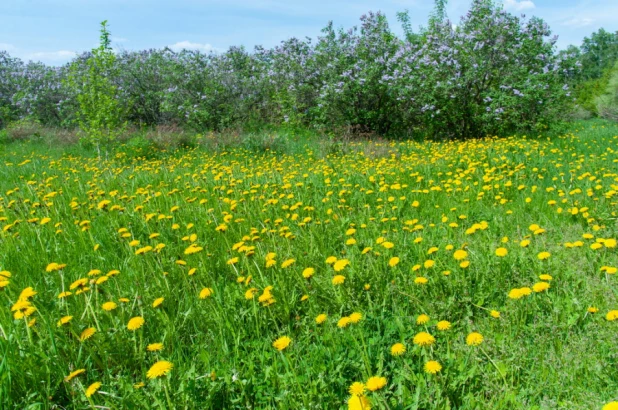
[{"left": 0, "top": 0, "right": 582, "bottom": 139}]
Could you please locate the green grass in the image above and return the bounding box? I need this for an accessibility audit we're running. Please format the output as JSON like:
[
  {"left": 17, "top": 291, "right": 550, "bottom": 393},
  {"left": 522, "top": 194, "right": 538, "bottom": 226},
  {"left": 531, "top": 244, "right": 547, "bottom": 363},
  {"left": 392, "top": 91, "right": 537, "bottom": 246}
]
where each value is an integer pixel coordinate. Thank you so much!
[{"left": 0, "top": 120, "right": 617, "bottom": 409}]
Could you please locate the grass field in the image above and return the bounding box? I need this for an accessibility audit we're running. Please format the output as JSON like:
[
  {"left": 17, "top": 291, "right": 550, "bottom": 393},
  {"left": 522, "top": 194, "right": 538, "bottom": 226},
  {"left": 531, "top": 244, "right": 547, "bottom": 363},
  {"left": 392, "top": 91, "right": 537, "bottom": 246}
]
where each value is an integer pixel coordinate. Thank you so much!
[{"left": 1, "top": 121, "right": 618, "bottom": 409}]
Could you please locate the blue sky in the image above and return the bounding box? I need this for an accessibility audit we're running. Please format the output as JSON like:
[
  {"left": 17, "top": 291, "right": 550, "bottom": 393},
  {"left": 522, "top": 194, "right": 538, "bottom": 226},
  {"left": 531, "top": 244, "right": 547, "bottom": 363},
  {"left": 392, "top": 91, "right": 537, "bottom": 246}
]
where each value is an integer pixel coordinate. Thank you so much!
[{"left": 1, "top": 0, "right": 617, "bottom": 65}]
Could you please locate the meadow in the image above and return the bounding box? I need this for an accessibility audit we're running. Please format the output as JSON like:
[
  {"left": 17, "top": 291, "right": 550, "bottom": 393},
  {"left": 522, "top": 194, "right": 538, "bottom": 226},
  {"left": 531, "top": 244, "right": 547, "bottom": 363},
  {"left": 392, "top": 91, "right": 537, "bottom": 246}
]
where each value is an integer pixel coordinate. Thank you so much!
[{"left": 0, "top": 120, "right": 616, "bottom": 409}]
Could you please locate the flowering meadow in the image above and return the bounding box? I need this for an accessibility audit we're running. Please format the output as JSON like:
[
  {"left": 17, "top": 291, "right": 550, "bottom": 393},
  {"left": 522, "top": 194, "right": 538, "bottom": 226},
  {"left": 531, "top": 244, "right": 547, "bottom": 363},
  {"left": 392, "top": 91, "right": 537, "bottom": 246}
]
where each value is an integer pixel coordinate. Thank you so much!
[{"left": 0, "top": 121, "right": 617, "bottom": 409}]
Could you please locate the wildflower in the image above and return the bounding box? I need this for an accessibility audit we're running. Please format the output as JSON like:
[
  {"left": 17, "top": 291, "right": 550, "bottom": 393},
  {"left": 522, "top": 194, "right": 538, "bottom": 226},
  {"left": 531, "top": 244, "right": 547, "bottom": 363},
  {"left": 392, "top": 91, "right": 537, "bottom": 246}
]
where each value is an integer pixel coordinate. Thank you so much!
[
  {"left": 152, "top": 297, "right": 164, "bottom": 308},
  {"left": 424, "top": 259, "right": 435, "bottom": 268},
  {"left": 413, "top": 332, "right": 435, "bottom": 346},
  {"left": 57, "top": 316, "right": 73, "bottom": 326},
  {"left": 424, "top": 360, "right": 442, "bottom": 374},
  {"left": 338, "top": 317, "right": 351, "bottom": 328},
  {"left": 349, "top": 312, "right": 363, "bottom": 323},
  {"left": 453, "top": 250, "right": 468, "bottom": 260},
  {"left": 333, "top": 259, "right": 350, "bottom": 272},
  {"left": 302, "top": 267, "right": 315, "bottom": 278},
  {"left": 466, "top": 332, "right": 484, "bottom": 346},
  {"left": 537, "top": 251, "right": 551, "bottom": 260},
  {"left": 127, "top": 317, "right": 145, "bottom": 330},
  {"left": 147, "top": 361, "right": 173, "bottom": 379},
  {"left": 272, "top": 336, "right": 291, "bottom": 351},
  {"left": 315, "top": 314, "right": 328, "bottom": 324},
  {"left": 147, "top": 343, "right": 164, "bottom": 352},
  {"left": 495, "top": 247, "right": 508, "bottom": 257},
  {"left": 199, "top": 288, "right": 213, "bottom": 299},
  {"left": 347, "top": 395, "right": 371, "bottom": 410},
  {"left": 603, "top": 402, "right": 618, "bottom": 410},
  {"left": 390, "top": 343, "right": 406, "bottom": 356},
  {"left": 80, "top": 327, "right": 96, "bottom": 342},
  {"left": 85, "top": 382, "right": 101, "bottom": 397},
  {"left": 416, "top": 314, "right": 430, "bottom": 325},
  {"left": 606, "top": 310, "right": 618, "bottom": 321},
  {"left": 388, "top": 257, "right": 400, "bottom": 267},
  {"left": 365, "top": 376, "right": 387, "bottom": 391},
  {"left": 332, "top": 275, "right": 346, "bottom": 285},
  {"left": 414, "top": 277, "right": 428, "bottom": 285},
  {"left": 587, "top": 307, "right": 598, "bottom": 313},
  {"left": 436, "top": 320, "right": 451, "bottom": 331},
  {"left": 539, "top": 274, "right": 553, "bottom": 281},
  {"left": 349, "top": 382, "right": 366, "bottom": 396},
  {"left": 490, "top": 310, "right": 500, "bottom": 318},
  {"left": 64, "top": 368, "right": 85, "bottom": 382},
  {"left": 532, "top": 282, "right": 550, "bottom": 293}
]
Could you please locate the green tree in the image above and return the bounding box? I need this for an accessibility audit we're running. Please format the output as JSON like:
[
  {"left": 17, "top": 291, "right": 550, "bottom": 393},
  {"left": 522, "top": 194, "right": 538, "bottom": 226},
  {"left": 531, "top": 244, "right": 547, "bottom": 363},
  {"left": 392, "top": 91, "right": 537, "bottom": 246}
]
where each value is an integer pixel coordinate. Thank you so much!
[{"left": 65, "top": 21, "right": 126, "bottom": 154}]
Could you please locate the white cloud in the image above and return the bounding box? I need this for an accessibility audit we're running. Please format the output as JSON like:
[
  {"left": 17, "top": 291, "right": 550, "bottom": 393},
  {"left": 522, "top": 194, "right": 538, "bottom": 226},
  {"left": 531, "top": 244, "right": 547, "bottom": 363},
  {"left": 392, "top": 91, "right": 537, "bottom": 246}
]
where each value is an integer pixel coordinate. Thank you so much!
[
  {"left": 503, "top": 0, "right": 535, "bottom": 12},
  {"left": 26, "top": 50, "right": 76, "bottom": 62},
  {"left": 111, "top": 36, "right": 129, "bottom": 43},
  {"left": 168, "top": 41, "right": 216, "bottom": 53},
  {"left": 561, "top": 18, "right": 594, "bottom": 28}
]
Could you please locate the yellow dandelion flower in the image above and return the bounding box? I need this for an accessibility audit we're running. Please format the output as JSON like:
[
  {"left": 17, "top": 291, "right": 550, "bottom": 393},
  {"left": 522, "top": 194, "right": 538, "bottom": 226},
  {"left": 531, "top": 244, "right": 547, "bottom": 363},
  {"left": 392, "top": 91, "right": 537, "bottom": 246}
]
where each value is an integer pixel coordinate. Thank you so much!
[
  {"left": 338, "top": 317, "right": 352, "bottom": 328},
  {"left": 388, "top": 257, "right": 400, "bottom": 267},
  {"left": 147, "top": 343, "right": 164, "bottom": 352},
  {"left": 348, "top": 395, "right": 371, "bottom": 410},
  {"left": 64, "top": 368, "right": 85, "bottom": 382},
  {"left": 349, "top": 312, "right": 363, "bottom": 323},
  {"left": 127, "top": 316, "right": 145, "bottom": 331},
  {"left": 413, "top": 332, "right": 435, "bottom": 346},
  {"left": 272, "top": 336, "right": 291, "bottom": 351},
  {"left": 603, "top": 402, "right": 618, "bottom": 410},
  {"left": 416, "top": 314, "right": 430, "bottom": 325},
  {"left": 302, "top": 267, "right": 315, "bottom": 278},
  {"left": 333, "top": 259, "right": 350, "bottom": 272},
  {"left": 436, "top": 320, "right": 451, "bottom": 331},
  {"left": 281, "top": 259, "right": 296, "bottom": 268},
  {"left": 466, "top": 332, "right": 484, "bottom": 346},
  {"left": 85, "top": 382, "right": 101, "bottom": 397},
  {"left": 424, "top": 360, "right": 442, "bottom": 374},
  {"left": 532, "top": 282, "right": 550, "bottom": 293},
  {"left": 414, "top": 277, "right": 428, "bottom": 285},
  {"left": 57, "top": 316, "right": 73, "bottom": 326},
  {"left": 390, "top": 343, "right": 406, "bottom": 356},
  {"left": 490, "top": 310, "right": 500, "bottom": 318},
  {"left": 332, "top": 275, "right": 346, "bottom": 285},
  {"left": 79, "top": 327, "right": 96, "bottom": 342},
  {"left": 147, "top": 360, "right": 173, "bottom": 379},
  {"left": 537, "top": 251, "right": 551, "bottom": 260},
  {"left": 199, "top": 288, "right": 213, "bottom": 299},
  {"left": 606, "top": 310, "right": 618, "bottom": 321},
  {"left": 365, "top": 376, "right": 387, "bottom": 392},
  {"left": 152, "top": 297, "right": 164, "bottom": 308},
  {"left": 453, "top": 250, "right": 468, "bottom": 260},
  {"left": 315, "top": 313, "right": 328, "bottom": 324},
  {"left": 349, "top": 382, "right": 366, "bottom": 396},
  {"left": 495, "top": 247, "right": 508, "bottom": 257}
]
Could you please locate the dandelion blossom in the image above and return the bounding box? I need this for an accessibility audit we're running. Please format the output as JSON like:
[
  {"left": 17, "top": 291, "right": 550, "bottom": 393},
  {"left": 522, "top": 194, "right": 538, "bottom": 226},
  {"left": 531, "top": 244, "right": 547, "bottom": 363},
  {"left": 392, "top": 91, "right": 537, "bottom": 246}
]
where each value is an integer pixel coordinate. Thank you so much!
[
  {"left": 199, "top": 288, "right": 213, "bottom": 299},
  {"left": 347, "top": 395, "right": 371, "bottom": 410},
  {"left": 390, "top": 343, "right": 406, "bottom": 356},
  {"left": 85, "top": 382, "right": 101, "bottom": 397},
  {"left": 64, "top": 368, "right": 85, "bottom": 382},
  {"left": 147, "top": 343, "right": 164, "bottom": 352},
  {"left": 315, "top": 314, "right": 328, "bottom": 324},
  {"left": 365, "top": 376, "right": 387, "bottom": 391},
  {"left": 348, "top": 382, "right": 366, "bottom": 396},
  {"left": 424, "top": 360, "right": 442, "bottom": 374},
  {"left": 80, "top": 327, "right": 96, "bottom": 342},
  {"left": 606, "top": 310, "right": 618, "bottom": 321},
  {"left": 495, "top": 247, "right": 508, "bottom": 257},
  {"left": 532, "top": 282, "right": 550, "bottom": 293},
  {"left": 416, "top": 314, "right": 430, "bottom": 325},
  {"left": 349, "top": 312, "right": 363, "bottom": 323},
  {"left": 537, "top": 251, "right": 551, "bottom": 260},
  {"left": 413, "top": 332, "right": 435, "bottom": 347},
  {"left": 147, "top": 360, "right": 173, "bottom": 379},
  {"left": 127, "top": 316, "right": 145, "bottom": 331},
  {"left": 466, "top": 332, "right": 484, "bottom": 346},
  {"left": 272, "top": 336, "right": 291, "bottom": 351},
  {"left": 436, "top": 320, "right": 451, "bottom": 331},
  {"left": 332, "top": 275, "right": 346, "bottom": 285}
]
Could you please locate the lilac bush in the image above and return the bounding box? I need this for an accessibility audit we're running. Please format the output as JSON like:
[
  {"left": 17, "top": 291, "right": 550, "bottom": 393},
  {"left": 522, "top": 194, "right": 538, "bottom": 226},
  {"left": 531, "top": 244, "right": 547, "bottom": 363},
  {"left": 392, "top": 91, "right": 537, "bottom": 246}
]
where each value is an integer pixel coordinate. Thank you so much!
[{"left": 0, "top": 0, "right": 577, "bottom": 139}]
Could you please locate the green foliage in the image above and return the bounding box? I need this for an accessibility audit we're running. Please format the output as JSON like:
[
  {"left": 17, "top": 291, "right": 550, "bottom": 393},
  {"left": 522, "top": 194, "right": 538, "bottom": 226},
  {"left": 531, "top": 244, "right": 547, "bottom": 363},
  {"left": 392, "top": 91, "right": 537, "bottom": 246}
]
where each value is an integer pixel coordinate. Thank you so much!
[
  {"left": 595, "top": 61, "right": 618, "bottom": 121},
  {"left": 65, "top": 21, "right": 126, "bottom": 151}
]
